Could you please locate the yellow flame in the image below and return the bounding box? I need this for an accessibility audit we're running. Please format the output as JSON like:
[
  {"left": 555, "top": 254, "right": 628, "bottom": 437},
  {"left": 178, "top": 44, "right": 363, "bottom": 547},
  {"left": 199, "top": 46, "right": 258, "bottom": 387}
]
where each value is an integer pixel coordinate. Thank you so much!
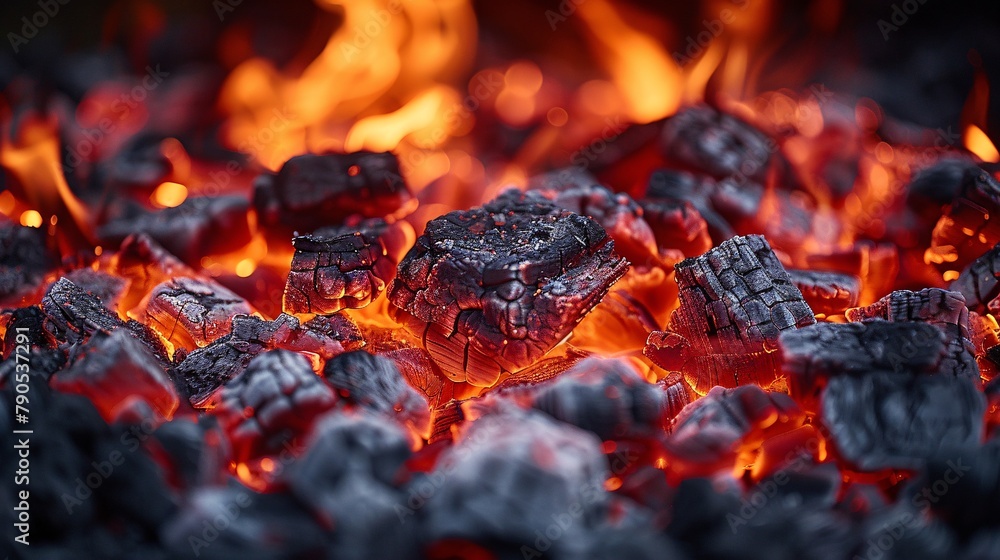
[
  {"left": 964, "top": 124, "right": 999, "bottom": 163},
  {"left": 19, "top": 210, "right": 43, "bottom": 228},
  {"left": 151, "top": 182, "right": 188, "bottom": 208},
  {"left": 576, "top": 0, "right": 682, "bottom": 123}
]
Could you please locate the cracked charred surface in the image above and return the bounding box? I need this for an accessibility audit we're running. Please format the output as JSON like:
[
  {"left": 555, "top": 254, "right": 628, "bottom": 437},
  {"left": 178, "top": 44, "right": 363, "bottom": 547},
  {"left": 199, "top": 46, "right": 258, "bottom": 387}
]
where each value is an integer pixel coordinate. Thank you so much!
[
  {"left": 41, "top": 277, "right": 169, "bottom": 364},
  {"left": 172, "top": 313, "right": 363, "bottom": 407},
  {"left": 644, "top": 235, "right": 815, "bottom": 394},
  {"left": 388, "top": 189, "right": 628, "bottom": 387},
  {"left": 284, "top": 219, "right": 410, "bottom": 314},
  {"left": 786, "top": 269, "right": 860, "bottom": 316},
  {"left": 142, "top": 276, "right": 253, "bottom": 351},
  {"left": 847, "top": 288, "right": 979, "bottom": 382},
  {"left": 214, "top": 350, "right": 338, "bottom": 462}
]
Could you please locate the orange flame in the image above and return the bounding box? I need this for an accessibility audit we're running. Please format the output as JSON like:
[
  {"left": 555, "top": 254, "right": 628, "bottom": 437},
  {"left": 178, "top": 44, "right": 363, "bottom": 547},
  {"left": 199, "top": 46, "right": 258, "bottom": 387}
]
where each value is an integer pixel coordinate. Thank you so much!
[{"left": 964, "top": 124, "right": 999, "bottom": 163}]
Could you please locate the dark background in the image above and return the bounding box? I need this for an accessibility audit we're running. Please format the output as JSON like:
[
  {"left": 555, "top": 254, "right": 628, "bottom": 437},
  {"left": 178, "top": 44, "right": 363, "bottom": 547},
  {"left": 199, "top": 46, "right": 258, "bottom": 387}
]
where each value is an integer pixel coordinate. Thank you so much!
[{"left": 1, "top": 0, "right": 998, "bottom": 134}]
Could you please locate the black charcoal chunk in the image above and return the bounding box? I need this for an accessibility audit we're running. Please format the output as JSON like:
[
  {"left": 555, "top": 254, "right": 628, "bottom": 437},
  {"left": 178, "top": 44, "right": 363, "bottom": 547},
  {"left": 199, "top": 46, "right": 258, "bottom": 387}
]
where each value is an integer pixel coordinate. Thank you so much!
[
  {"left": 255, "top": 151, "right": 412, "bottom": 233},
  {"left": 847, "top": 288, "right": 979, "bottom": 381},
  {"left": 422, "top": 411, "right": 608, "bottom": 554},
  {"left": 284, "top": 412, "right": 418, "bottom": 560},
  {"left": 172, "top": 313, "right": 361, "bottom": 407},
  {"left": 927, "top": 166, "right": 1000, "bottom": 273},
  {"left": 214, "top": 350, "right": 337, "bottom": 461},
  {"left": 644, "top": 234, "right": 815, "bottom": 394},
  {"left": 786, "top": 268, "right": 860, "bottom": 316},
  {"left": 660, "top": 105, "right": 776, "bottom": 183},
  {"left": 952, "top": 241, "right": 1000, "bottom": 313},
  {"left": 0, "top": 221, "right": 57, "bottom": 300},
  {"left": 41, "top": 277, "right": 169, "bottom": 363},
  {"left": 97, "top": 196, "right": 252, "bottom": 266},
  {"left": 820, "top": 373, "right": 984, "bottom": 471},
  {"left": 530, "top": 357, "right": 667, "bottom": 440},
  {"left": 779, "top": 321, "right": 948, "bottom": 405},
  {"left": 162, "top": 486, "right": 326, "bottom": 560},
  {"left": 284, "top": 219, "right": 405, "bottom": 314},
  {"left": 323, "top": 350, "right": 430, "bottom": 437},
  {"left": 389, "top": 189, "right": 628, "bottom": 387}
]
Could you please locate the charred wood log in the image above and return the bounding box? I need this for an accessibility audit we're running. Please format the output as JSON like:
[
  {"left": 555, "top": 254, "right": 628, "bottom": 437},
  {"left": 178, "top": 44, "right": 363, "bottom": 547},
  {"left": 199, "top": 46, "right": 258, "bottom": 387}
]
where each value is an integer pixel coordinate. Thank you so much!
[
  {"left": 389, "top": 189, "right": 628, "bottom": 387},
  {"left": 284, "top": 219, "right": 410, "bottom": 315},
  {"left": 644, "top": 235, "right": 815, "bottom": 394}
]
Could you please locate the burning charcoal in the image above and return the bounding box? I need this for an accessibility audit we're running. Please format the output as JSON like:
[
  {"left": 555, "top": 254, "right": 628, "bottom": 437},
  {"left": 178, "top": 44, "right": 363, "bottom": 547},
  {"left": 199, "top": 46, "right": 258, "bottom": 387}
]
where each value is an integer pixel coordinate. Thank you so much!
[
  {"left": 820, "top": 372, "right": 985, "bottom": 471},
  {"left": 255, "top": 151, "right": 412, "bottom": 234},
  {"left": 422, "top": 410, "right": 608, "bottom": 555},
  {"left": 93, "top": 133, "right": 172, "bottom": 192},
  {"left": 142, "top": 276, "right": 253, "bottom": 351},
  {"left": 389, "top": 189, "right": 628, "bottom": 387},
  {"left": 323, "top": 350, "right": 430, "bottom": 438},
  {"left": 580, "top": 528, "right": 686, "bottom": 560},
  {"left": 806, "top": 242, "right": 898, "bottom": 306},
  {"left": 530, "top": 357, "right": 668, "bottom": 440},
  {"left": 659, "top": 373, "right": 692, "bottom": 426},
  {"left": 284, "top": 412, "right": 418, "bottom": 560},
  {"left": 660, "top": 104, "right": 777, "bottom": 183},
  {"left": 284, "top": 219, "right": 410, "bottom": 314},
  {"left": 847, "top": 288, "right": 979, "bottom": 381},
  {"left": 50, "top": 329, "right": 179, "bottom": 422},
  {"left": 663, "top": 385, "right": 804, "bottom": 479},
  {"left": 213, "top": 350, "right": 337, "bottom": 462},
  {"left": 779, "top": 321, "right": 948, "bottom": 409},
  {"left": 786, "top": 268, "right": 860, "bottom": 316},
  {"left": 173, "top": 313, "right": 361, "bottom": 406},
  {"left": 112, "top": 233, "right": 199, "bottom": 311},
  {"left": 528, "top": 171, "right": 659, "bottom": 265},
  {"left": 41, "top": 277, "right": 169, "bottom": 363},
  {"left": 97, "top": 196, "right": 252, "bottom": 266},
  {"left": 63, "top": 268, "right": 129, "bottom": 313},
  {"left": 0, "top": 347, "right": 65, "bottom": 386},
  {"left": 162, "top": 486, "right": 327, "bottom": 560},
  {"left": 639, "top": 195, "right": 713, "bottom": 257},
  {"left": 926, "top": 166, "right": 1000, "bottom": 274},
  {"left": 951, "top": 241, "right": 1000, "bottom": 313},
  {"left": 643, "top": 235, "right": 815, "bottom": 394},
  {"left": 969, "top": 311, "right": 1000, "bottom": 380},
  {"left": 646, "top": 169, "right": 735, "bottom": 242},
  {"left": 0, "top": 220, "right": 57, "bottom": 301}
]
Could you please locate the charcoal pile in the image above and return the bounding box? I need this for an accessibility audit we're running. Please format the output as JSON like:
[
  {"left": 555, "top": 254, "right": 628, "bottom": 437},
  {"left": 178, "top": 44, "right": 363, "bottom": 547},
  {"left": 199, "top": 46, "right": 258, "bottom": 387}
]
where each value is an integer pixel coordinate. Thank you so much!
[{"left": 3, "top": 2, "right": 1000, "bottom": 558}]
